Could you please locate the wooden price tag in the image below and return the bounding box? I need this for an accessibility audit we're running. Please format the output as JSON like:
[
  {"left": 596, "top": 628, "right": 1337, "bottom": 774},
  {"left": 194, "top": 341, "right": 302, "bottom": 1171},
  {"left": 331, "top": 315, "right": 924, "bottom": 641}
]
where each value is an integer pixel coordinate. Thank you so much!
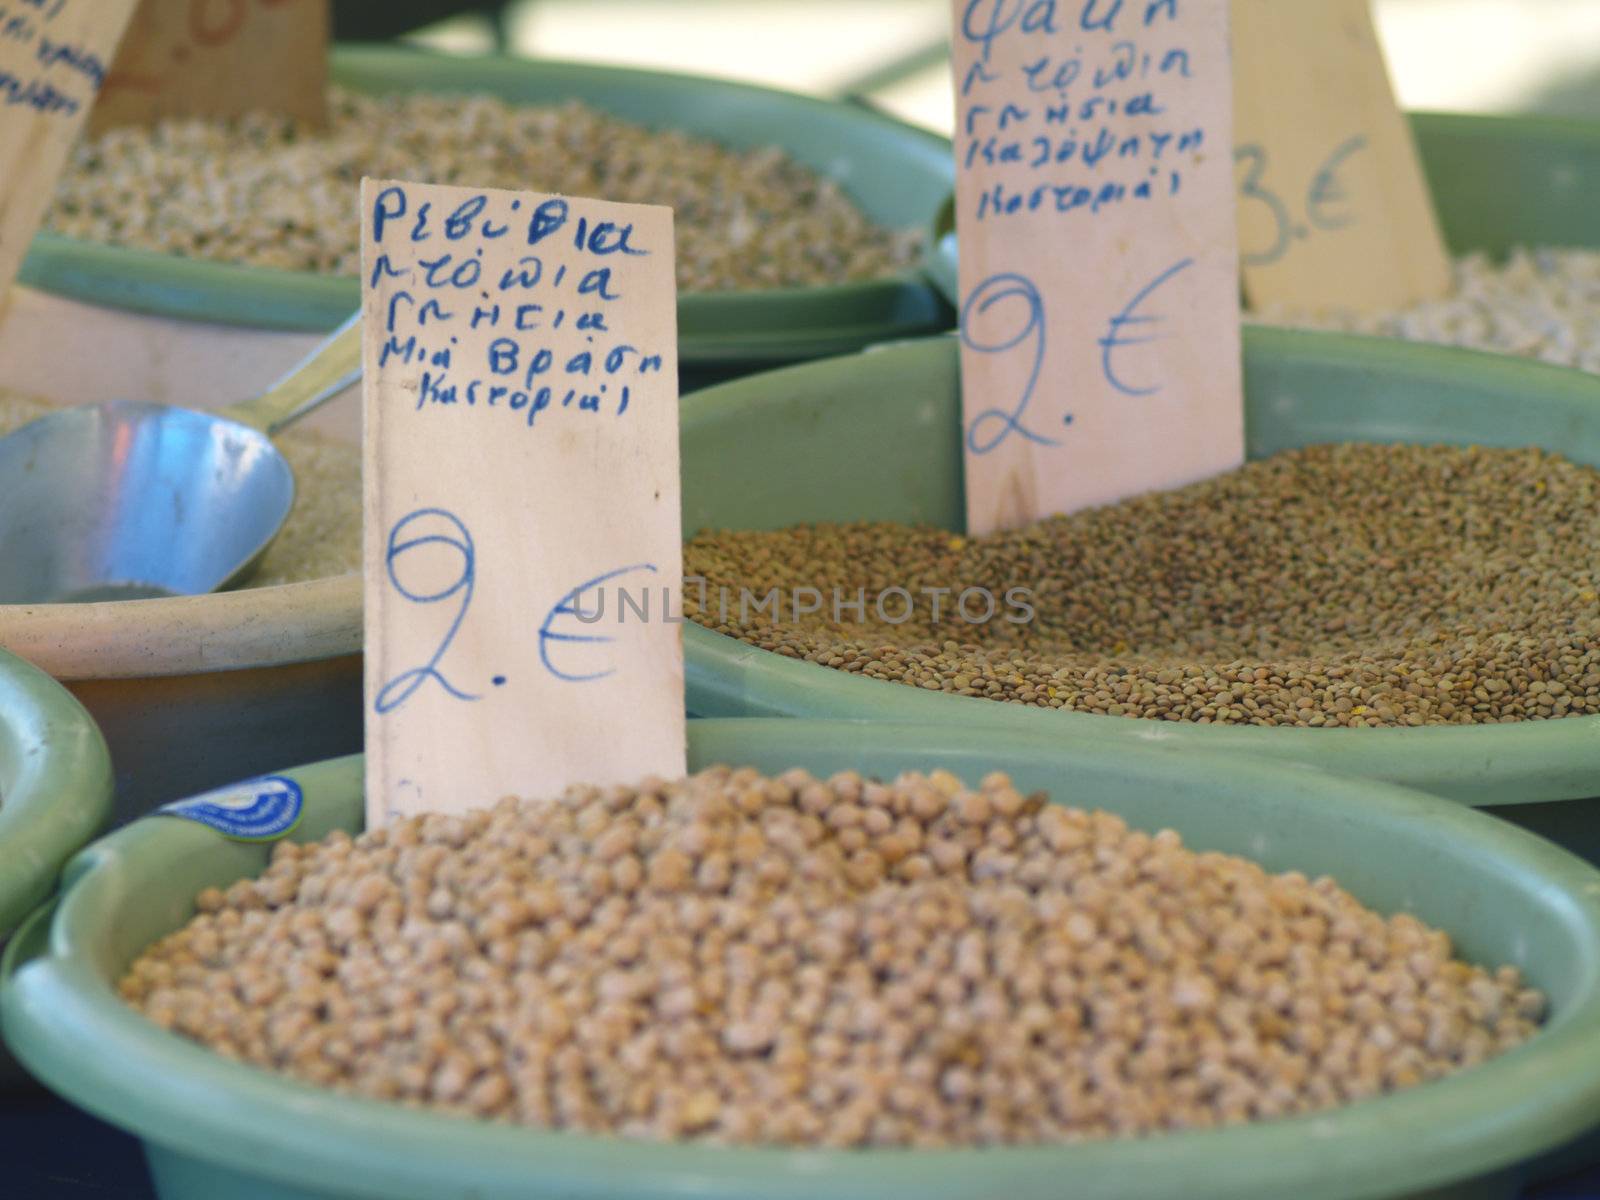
[
  {"left": 90, "top": 0, "right": 328, "bottom": 132},
  {"left": 950, "top": 0, "right": 1244, "bottom": 535},
  {"left": 360, "top": 179, "right": 686, "bottom": 826},
  {"left": 1232, "top": 0, "right": 1451, "bottom": 313},
  {"left": 0, "top": 0, "right": 138, "bottom": 295}
]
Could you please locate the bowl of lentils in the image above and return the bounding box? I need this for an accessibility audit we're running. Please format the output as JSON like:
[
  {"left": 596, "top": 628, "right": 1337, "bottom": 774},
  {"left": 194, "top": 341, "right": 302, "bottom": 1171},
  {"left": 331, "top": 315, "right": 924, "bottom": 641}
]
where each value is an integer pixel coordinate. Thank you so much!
[
  {"left": 5, "top": 720, "right": 1600, "bottom": 1198},
  {"left": 678, "top": 331, "right": 1600, "bottom": 860},
  {"left": 27, "top": 46, "right": 954, "bottom": 386}
]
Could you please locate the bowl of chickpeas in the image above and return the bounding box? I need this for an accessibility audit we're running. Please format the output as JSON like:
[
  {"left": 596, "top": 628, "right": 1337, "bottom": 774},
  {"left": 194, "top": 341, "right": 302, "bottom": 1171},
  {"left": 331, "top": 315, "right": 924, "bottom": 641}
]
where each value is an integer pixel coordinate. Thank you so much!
[{"left": 5, "top": 720, "right": 1600, "bottom": 1196}]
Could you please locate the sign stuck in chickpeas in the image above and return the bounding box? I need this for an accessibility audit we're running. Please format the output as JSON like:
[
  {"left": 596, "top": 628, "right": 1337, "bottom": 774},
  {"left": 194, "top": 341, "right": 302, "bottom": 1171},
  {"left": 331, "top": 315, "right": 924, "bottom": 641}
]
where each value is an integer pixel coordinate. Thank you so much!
[{"left": 360, "top": 178, "right": 687, "bottom": 827}]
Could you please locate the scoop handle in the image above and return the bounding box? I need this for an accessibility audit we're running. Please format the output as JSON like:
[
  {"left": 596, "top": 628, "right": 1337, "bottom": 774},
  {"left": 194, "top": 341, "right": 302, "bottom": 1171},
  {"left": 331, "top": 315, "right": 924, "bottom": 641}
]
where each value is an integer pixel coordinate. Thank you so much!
[{"left": 223, "top": 311, "right": 363, "bottom": 436}]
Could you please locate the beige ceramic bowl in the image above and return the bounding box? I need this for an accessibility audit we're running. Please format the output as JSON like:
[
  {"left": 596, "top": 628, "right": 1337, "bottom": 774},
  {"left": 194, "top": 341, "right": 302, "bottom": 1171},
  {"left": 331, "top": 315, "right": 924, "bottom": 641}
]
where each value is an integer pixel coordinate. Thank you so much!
[
  {"left": 0, "top": 563, "right": 360, "bottom": 824},
  {"left": 0, "top": 321, "right": 362, "bottom": 821}
]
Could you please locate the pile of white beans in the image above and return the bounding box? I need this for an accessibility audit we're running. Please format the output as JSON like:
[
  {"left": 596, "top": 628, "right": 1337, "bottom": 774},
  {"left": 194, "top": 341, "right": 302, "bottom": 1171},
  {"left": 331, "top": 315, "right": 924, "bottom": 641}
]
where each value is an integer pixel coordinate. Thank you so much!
[{"left": 1258, "top": 248, "right": 1600, "bottom": 374}]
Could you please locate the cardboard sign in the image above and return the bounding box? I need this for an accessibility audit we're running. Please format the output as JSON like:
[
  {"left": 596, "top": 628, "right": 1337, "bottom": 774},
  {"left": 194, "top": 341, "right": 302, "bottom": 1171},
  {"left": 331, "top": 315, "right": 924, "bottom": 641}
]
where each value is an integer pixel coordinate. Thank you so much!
[
  {"left": 90, "top": 0, "right": 327, "bottom": 132},
  {"left": 0, "top": 0, "right": 138, "bottom": 295},
  {"left": 950, "top": 0, "right": 1244, "bottom": 535},
  {"left": 361, "top": 178, "right": 686, "bottom": 826},
  {"left": 1232, "top": 0, "right": 1451, "bottom": 313}
]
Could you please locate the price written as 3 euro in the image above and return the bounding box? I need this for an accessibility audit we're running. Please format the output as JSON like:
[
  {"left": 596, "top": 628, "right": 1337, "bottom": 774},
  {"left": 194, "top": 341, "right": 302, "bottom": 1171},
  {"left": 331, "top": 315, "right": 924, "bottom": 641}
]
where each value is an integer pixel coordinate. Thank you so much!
[
  {"left": 1228, "top": 0, "right": 1450, "bottom": 311},
  {"left": 1235, "top": 134, "right": 1370, "bottom": 268}
]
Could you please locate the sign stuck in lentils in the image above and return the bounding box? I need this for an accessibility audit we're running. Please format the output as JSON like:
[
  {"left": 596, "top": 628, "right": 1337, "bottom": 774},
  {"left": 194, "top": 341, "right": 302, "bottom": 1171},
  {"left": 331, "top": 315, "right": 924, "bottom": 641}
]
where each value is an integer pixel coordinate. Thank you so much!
[
  {"left": 46, "top": 88, "right": 921, "bottom": 292},
  {"left": 0, "top": 392, "right": 360, "bottom": 590},
  {"left": 120, "top": 766, "right": 1541, "bottom": 1147},
  {"left": 1258, "top": 248, "right": 1600, "bottom": 374},
  {"left": 685, "top": 443, "right": 1600, "bottom": 728}
]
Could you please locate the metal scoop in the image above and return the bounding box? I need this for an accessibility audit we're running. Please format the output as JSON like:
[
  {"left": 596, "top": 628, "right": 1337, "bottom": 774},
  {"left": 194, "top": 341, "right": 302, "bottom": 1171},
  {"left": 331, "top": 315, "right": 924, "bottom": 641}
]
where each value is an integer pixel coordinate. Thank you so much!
[{"left": 0, "top": 312, "right": 362, "bottom": 605}]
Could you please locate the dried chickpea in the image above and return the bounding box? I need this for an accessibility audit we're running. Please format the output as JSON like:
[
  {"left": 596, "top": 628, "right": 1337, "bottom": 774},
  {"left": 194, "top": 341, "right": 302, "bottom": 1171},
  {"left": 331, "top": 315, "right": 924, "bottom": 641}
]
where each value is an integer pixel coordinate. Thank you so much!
[{"left": 122, "top": 767, "right": 1543, "bottom": 1148}]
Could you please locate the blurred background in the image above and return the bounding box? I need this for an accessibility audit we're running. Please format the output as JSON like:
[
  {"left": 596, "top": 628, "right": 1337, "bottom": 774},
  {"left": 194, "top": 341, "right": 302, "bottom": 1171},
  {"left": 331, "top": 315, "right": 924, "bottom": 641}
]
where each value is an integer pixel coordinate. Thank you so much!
[{"left": 333, "top": 0, "right": 1600, "bottom": 134}]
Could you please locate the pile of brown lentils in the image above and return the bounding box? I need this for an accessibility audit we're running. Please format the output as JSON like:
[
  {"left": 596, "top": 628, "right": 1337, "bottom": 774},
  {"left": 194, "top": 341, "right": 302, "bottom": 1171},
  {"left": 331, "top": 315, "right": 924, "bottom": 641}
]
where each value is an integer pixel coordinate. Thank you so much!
[
  {"left": 121, "top": 766, "right": 1542, "bottom": 1147},
  {"left": 47, "top": 88, "right": 920, "bottom": 292},
  {"left": 685, "top": 443, "right": 1600, "bottom": 728}
]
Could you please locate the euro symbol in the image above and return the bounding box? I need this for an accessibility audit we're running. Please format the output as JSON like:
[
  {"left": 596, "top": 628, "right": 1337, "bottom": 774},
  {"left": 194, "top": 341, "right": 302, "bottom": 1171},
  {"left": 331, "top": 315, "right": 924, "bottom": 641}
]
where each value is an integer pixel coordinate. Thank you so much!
[
  {"left": 1099, "top": 258, "right": 1194, "bottom": 398},
  {"left": 539, "top": 563, "right": 658, "bottom": 683},
  {"left": 1307, "top": 134, "right": 1369, "bottom": 232}
]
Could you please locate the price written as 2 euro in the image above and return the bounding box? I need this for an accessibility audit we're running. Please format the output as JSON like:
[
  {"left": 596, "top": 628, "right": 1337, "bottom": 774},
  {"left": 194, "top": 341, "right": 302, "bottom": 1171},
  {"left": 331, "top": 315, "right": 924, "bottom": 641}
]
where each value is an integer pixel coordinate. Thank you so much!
[
  {"left": 950, "top": 0, "right": 1244, "bottom": 533},
  {"left": 361, "top": 179, "right": 685, "bottom": 824}
]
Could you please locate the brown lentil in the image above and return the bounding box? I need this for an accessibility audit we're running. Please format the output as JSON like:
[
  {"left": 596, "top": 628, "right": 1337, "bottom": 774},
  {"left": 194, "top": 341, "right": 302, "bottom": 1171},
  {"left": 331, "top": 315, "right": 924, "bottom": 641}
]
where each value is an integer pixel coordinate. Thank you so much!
[
  {"left": 684, "top": 443, "right": 1600, "bottom": 728},
  {"left": 47, "top": 88, "right": 921, "bottom": 293},
  {"left": 0, "top": 391, "right": 360, "bottom": 589},
  {"left": 120, "top": 766, "right": 1543, "bottom": 1147}
]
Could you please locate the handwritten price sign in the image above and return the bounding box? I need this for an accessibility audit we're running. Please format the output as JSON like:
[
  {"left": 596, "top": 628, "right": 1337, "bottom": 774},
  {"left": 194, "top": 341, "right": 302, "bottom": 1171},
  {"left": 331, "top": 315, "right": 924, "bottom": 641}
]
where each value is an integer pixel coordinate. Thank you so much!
[
  {"left": 1231, "top": 0, "right": 1450, "bottom": 312},
  {"left": 361, "top": 179, "right": 685, "bottom": 825},
  {"left": 90, "top": 0, "right": 327, "bottom": 131},
  {"left": 0, "top": 0, "right": 138, "bottom": 294},
  {"left": 951, "top": 0, "right": 1244, "bottom": 534}
]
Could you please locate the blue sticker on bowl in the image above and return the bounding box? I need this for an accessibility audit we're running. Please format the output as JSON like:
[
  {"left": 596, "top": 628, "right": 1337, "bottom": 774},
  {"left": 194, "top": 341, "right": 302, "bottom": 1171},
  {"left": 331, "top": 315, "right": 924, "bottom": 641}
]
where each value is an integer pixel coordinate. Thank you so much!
[{"left": 157, "top": 775, "right": 304, "bottom": 842}]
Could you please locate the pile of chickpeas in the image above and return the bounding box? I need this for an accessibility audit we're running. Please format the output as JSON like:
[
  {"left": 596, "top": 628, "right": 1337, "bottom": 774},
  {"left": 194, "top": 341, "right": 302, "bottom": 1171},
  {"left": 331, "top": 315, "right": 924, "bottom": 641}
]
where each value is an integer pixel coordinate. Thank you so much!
[{"left": 121, "top": 766, "right": 1542, "bottom": 1148}]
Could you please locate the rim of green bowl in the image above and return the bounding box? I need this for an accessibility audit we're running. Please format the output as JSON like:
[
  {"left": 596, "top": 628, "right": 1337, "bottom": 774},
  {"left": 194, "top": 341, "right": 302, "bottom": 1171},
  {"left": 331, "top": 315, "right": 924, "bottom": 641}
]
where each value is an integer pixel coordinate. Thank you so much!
[
  {"left": 0, "top": 646, "right": 112, "bottom": 938},
  {"left": 925, "top": 109, "right": 1600, "bottom": 304},
  {"left": 6, "top": 725, "right": 1600, "bottom": 1200},
  {"left": 19, "top": 45, "right": 955, "bottom": 361},
  {"left": 680, "top": 329, "right": 1600, "bottom": 808}
]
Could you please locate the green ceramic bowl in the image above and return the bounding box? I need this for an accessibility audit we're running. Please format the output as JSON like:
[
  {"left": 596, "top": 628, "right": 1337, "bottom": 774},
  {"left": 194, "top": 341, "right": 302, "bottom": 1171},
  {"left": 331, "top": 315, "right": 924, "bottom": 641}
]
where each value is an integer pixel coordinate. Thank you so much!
[
  {"left": 0, "top": 645, "right": 112, "bottom": 1084},
  {"left": 20, "top": 45, "right": 954, "bottom": 384},
  {"left": 926, "top": 111, "right": 1600, "bottom": 304},
  {"left": 1410, "top": 111, "right": 1600, "bottom": 257},
  {"left": 0, "top": 646, "right": 111, "bottom": 943},
  {"left": 7, "top": 722, "right": 1600, "bottom": 1199},
  {"left": 679, "top": 332, "right": 1600, "bottom": 859}
]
